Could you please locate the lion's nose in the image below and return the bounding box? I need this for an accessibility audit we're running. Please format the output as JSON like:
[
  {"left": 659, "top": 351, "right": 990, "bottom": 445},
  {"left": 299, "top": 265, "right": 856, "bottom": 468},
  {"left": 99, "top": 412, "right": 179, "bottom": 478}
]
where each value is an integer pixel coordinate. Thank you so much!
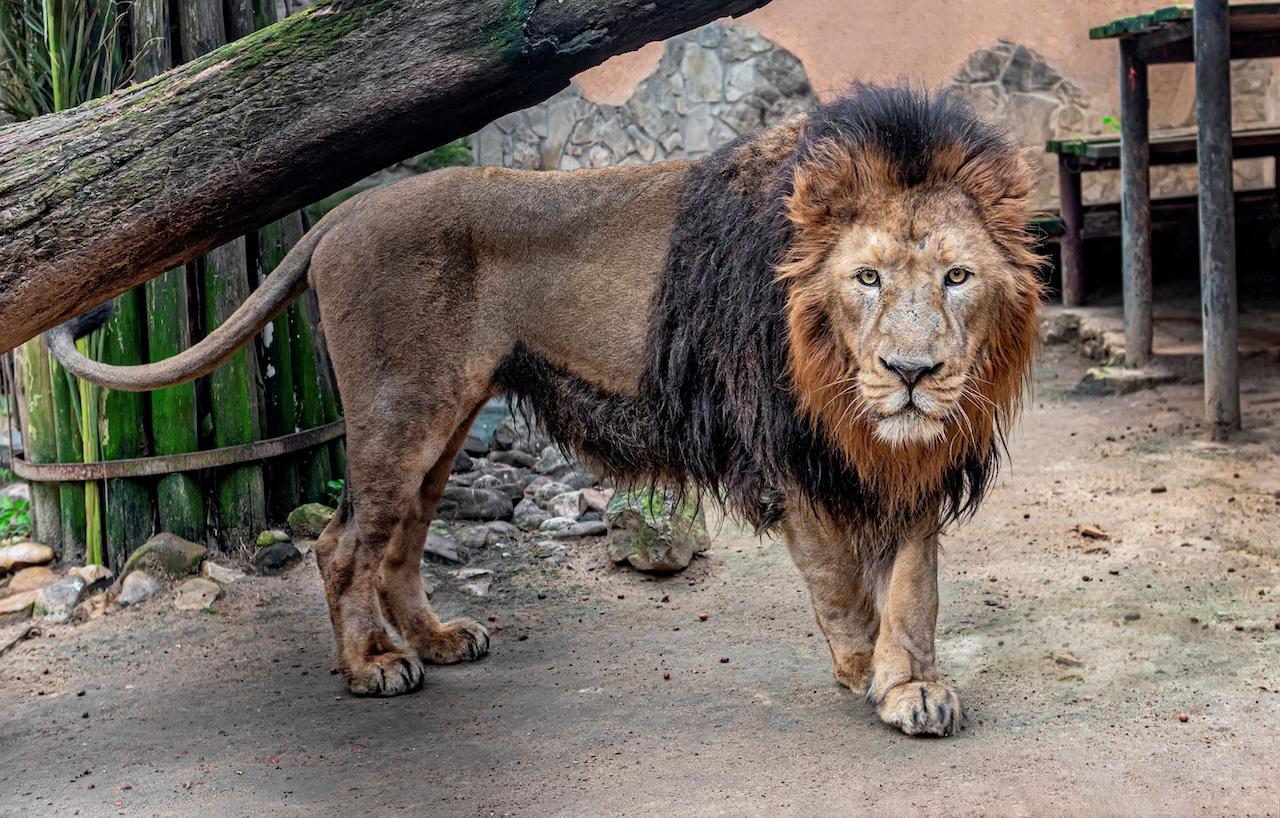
[{"left": 880, "top": 357, "right": 943, "bottom": 388}]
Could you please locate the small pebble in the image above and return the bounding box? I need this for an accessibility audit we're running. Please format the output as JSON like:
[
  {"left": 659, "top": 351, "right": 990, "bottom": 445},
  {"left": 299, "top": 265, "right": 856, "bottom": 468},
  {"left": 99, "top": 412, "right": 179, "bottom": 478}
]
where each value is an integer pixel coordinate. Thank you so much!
[
  {"left": 1124, "top": 611, "right": 1141, "bottom": 621},
  {"left": 1177, "top": 713, "right": 1189, "bottom": 723},
  {"left": 719, "top": 657, "right": 730, "bottom": 664},
  {"left": 698, "top": 612, "right": 709, "bottom": 622},
  {"left": 662, "top": 672, "right": 670, "bottom": 680},
  {"left": 1150, "top": 485, "right": 1167, "bottom": 494}
]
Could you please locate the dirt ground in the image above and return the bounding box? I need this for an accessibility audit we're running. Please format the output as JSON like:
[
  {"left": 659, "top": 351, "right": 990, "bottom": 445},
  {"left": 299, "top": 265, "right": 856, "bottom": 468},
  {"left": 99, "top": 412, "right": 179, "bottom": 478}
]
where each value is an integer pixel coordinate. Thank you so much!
[{"left": 2, "top": 324, "right": 1279, "bottom": 818}]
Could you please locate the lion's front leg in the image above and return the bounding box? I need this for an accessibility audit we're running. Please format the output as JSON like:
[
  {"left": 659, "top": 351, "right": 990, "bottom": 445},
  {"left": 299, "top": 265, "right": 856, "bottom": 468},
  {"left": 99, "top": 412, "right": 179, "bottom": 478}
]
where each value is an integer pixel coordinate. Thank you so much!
[
  {"left": 865, "top": 522, "right": 962, "bottom": 737},
  {"left": 782, "top": 508, "right": 880, "bottom": 694}
]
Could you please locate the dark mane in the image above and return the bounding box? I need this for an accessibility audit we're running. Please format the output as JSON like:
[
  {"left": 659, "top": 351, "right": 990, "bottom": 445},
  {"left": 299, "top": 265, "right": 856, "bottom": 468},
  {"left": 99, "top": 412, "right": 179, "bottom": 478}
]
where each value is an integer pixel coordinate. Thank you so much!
[{"left": 493, "top": 85, "right": 1016, "bottom": 533}]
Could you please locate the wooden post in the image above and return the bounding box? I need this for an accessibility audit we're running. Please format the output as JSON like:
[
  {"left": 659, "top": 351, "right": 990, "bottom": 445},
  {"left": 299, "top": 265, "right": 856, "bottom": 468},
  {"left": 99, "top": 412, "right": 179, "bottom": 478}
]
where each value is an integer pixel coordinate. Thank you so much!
[
  {"left": 1193, "top": 0, "right": 1240, "bottom": 440},
  {"left": 289, "top": 301, "right": 332, "bottom": 504},
  {"left": 16, "top": 342, "right": 62, "bottom": 548},
  {"left": 1057, "top": 154, "right": 1086, "bottom": 307},
  {"left": 1119, "top": 38, "right": 1153, "bottom": 367},
  {"left": 255, "top": 218, "right": 302, "bottom": 518},
  {"left": 48, "top": 359, "right": 86, "bottom": 563}
]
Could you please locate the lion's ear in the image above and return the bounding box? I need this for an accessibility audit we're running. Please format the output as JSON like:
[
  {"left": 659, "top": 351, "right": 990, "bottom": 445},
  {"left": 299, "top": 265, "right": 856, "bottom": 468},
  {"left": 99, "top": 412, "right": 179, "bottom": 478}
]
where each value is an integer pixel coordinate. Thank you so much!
[
  {"left": 953, "top": 148, "right": 1040, "bottom": 273},
  {"left": 785, "top": 141, "right": 898, "bottom": 231}
]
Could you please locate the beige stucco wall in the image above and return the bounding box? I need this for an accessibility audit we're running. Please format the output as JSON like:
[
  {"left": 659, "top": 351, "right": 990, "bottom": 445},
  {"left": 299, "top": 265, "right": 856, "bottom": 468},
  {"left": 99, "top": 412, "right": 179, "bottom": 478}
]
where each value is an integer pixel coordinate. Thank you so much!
[{"left": 577, "top": 0, "right": 1276, "bottom": 138}]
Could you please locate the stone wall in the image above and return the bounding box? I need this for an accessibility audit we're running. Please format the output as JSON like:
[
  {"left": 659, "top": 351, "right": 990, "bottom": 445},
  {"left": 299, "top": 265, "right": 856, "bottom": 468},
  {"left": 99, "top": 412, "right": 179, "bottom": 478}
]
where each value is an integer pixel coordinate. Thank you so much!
[
  {"left": 946, "top": 40, "right": 1279, "bottom": 207},
  {"left": 472, "top": 24, "right": 816, "bottom": 170}
]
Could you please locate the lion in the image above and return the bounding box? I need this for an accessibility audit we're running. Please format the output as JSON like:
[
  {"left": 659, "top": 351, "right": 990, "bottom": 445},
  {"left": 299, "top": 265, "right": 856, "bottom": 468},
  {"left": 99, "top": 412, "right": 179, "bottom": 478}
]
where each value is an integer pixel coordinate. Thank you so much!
[{"left": 47, "top": 84, "right": 1041, "bottom": 737}]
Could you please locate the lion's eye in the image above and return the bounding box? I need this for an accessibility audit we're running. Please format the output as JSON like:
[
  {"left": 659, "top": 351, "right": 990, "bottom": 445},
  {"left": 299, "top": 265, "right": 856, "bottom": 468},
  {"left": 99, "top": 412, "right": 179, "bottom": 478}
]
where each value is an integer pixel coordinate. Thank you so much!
[
  {"left": 854, "top": 267, "right": 880, "bottom": 287},
  {"left": 945, "top": 267, "right": 972, "bottom": 286}
]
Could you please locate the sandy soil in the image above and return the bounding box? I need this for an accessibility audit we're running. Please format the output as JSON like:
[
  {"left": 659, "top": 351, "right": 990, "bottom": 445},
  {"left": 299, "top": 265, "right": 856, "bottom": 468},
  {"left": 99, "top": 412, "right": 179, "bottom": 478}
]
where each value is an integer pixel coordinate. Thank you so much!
[{"left": 1, "top": 338, "right": 1278, "bottom": 818}]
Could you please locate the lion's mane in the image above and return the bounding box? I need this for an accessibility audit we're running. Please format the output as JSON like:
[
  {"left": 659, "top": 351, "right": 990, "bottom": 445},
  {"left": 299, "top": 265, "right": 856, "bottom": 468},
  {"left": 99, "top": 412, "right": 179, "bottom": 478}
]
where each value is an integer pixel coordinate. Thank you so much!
[{"left": 494, "top": 85, "right": 1041, "bottom": 533}]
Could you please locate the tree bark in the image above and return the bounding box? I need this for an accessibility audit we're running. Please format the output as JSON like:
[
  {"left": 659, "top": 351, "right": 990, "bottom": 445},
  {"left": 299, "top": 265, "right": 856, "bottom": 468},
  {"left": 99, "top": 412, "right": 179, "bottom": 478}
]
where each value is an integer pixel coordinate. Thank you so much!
[{"left": 0, "top": 0, "right": 773, "bottom": 353}]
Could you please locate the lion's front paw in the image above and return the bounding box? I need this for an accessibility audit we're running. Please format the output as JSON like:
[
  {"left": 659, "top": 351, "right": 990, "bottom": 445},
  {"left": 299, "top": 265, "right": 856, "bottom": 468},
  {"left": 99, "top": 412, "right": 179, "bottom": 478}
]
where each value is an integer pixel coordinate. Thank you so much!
[
  {"left": 344, "top": 649, "right": 426, "bottom": 697},
  {"left": 874, "top": 681, "right": 963, "bottom": 737},
  {"left": 416, "top": 617, "right": 490, "bottom": 665}
]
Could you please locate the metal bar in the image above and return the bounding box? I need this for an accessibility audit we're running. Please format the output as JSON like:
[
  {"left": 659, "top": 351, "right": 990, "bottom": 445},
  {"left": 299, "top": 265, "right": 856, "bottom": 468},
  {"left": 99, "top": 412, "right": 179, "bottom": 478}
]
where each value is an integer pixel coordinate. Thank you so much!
[
  {"left": 1194, "top": 0, "right": 1241, "bottom": 440},
  {"left": 1057, "top": 154, "right": 1086, "bottom": 306},
  {"left": 1119, "top": 37, "right": 1153, "bottom": 366},
  {"left": 11, "top": 420, "right": 345, "bottom": 482}
]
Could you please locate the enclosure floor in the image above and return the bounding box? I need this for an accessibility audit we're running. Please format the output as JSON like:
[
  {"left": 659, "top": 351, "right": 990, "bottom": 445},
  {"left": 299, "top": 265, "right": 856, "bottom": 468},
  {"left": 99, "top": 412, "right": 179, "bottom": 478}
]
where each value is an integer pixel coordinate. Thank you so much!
[{"left": 2, "top": 344, "right": 1279, "bottom": 818}]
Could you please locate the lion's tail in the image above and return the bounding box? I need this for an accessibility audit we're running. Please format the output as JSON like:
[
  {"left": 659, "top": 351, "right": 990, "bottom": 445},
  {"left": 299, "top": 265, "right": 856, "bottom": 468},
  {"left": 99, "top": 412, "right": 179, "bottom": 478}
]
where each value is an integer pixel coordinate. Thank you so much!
[{"left": 45, "top": 214, "right": 337, "bottom": 393}]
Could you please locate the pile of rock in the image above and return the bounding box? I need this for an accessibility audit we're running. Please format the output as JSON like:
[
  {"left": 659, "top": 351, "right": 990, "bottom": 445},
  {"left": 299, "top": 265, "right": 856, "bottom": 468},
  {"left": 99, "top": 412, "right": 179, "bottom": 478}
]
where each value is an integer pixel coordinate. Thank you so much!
[
  {"left": 424, "top": 412, "right": 710, "bottom": 577},
  {"left": 0, "top": 531, "right": 254, "bottom": 626}
]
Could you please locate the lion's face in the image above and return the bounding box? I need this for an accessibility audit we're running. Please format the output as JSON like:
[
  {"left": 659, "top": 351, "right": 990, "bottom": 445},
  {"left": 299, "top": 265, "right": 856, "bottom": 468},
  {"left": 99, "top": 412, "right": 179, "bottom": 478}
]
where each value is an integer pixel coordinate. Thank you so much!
[
  {"left": 780, "top": 135, "right": 1042, "bottom": 497},
  {"left": 820, "top": 190, "right": 1012, "bottom": 446}
]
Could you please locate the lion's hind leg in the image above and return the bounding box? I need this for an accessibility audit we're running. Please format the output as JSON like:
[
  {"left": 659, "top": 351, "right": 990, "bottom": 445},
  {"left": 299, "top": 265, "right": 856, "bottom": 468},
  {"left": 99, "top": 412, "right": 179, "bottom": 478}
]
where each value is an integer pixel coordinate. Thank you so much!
[{"left": 375, "top": 403, "right": 491, "bottom": 667}]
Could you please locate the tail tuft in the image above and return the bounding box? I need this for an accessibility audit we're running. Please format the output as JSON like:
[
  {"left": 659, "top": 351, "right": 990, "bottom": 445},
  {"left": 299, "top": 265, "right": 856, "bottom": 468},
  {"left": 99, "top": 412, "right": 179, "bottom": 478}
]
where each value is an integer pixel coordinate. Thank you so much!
[{"left": 64, "top": 302, "right": 115, "bottom": 340}]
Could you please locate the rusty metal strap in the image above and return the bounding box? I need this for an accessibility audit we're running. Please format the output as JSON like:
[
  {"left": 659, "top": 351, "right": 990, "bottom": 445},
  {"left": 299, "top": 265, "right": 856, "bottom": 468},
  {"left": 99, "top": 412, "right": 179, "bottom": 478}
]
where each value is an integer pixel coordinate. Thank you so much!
[{"left": 11, "top": 420, "right": 345, "bottom": 482}]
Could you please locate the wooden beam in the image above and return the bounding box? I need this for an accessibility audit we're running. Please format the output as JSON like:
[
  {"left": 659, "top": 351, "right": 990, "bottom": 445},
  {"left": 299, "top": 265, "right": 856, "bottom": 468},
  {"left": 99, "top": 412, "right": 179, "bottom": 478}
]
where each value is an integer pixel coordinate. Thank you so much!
[
  {"left": 0, "top": 0, "right": 774, "bottom": 354},
  {"left": 1194, "top": 0, "right": 1241, "bottom": 440},
  {"left": 1119, "top": 38, "right": 1153, "bottom": 366},
  {"left": 1057, "top": 154, "right": 1086, "bottom": 307}
]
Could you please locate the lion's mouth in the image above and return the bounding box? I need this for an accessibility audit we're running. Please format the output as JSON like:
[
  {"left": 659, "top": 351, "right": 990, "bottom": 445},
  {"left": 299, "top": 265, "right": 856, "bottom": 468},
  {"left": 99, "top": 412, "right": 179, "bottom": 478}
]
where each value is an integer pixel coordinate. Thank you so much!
[{"left": 871, "top": 401, "right": 948, "bottom": 446}]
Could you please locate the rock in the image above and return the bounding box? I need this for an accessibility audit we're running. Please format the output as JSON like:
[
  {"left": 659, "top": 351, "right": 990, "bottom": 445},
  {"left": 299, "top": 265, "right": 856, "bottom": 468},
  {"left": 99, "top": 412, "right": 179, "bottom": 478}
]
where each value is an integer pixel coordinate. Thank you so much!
[
  {"left": 0, "top": 481, "right": 30, "bottom": 503},
  {"left": 1050, "top": 650, "right": 1084, "bottom": 667},
  {"left": 539, "top": 516, "right": 578, "bottom": 534},
  {"left": 0, "top": 589, "right": 38, "bottom": 615},
  {"left": 287, "top": 503, "right": 334, "bottom": 538},
  {"left": 121, "top": 533, "right": 206, "bottom": 579},
  {"left": 436, "top": 487, "right": 513, "bottom": 522},
  {"left": 118, "top": 571, "right": 159, "bottom": 606},
  {"left": 424, "top": 528, "right": 464, "bottom": 564},
  {"left": 513, "top": 498, "right": 551, "bottom": 531},
  {"left": 524, "top": 476, "right": 554, "bottom": 497},
  {"left": 490, "top": 413, "right": 551, "bottom": 453},
  {"left": 560, "top": 521, "right": 608, "bottom": 539},
  {"left": 452, "top": 567, "right": 492, "bottom": 580},
  {"left": 605, "top": 488, "right": 710, "bottom": 573},
  {"left": 33, "top": 575, "right": 86, "bottom": 623},
  {"left": 484, "top": 520, "right": 519, "bottom": 541},
  {"left": 68, "top": 564, "right": 113, "bottom": 586},
  {"left": 173, "top": 578, "right": 221, "bottom": 611},
  {"left": 488, "top": 450, "right": 536, "bottom": 469},
  {"left": 460, "top": 577, "right": 491, "bottom": 597},
  {"left": 546, "top": 490, "right": 586, "bottom": 521},
  {"left": 534, "top": 446, "right": 574, "bottom": 478},
  {"left": 447, "top": 470, "right": 481, "bottom": 487},
  {"left": 533, "top": 540, "right": 565, "bottom": 559},
  {"left": 580, "top": 511, "right": 604, "bottom": 524},
  {"left": 580, "top": 488, "right": 613, "bottom": 513},
  {"left": 458, "top": 526, "right": 490, "bottom": 551},
  {"left": 7, "top": 565, "right": 57, "bottom": 593},
  {"left": 0, "top": 542, "right": 54, "bottom": 572},
  {"left": 255, "top": 542, "right": 302, "bottom": 573},
  {"left": 533, "top": 481, "right": 574, "bottom": 506},
  {"left": 256, "top": 529, "right": 291, "bottom": 548},
  {"left": 1075, "top": 523, "right": 1109, "bottom": 541},
  {"left": 202, "top": 561, "right": 245, "bottom": 584},
  {"left": 73, "top": 592, "right": 110, "bottom": 622},
  {"left": 452, "top": 449, "right": 474, "bottom": 473},
  {"left": 471, "top": 474, "right": 525, "bottom": 501},
  {"left": 461, "top": 433, "right": 489, "bottom": 457},
  {"left": 561, "top": 472, "right": 596, "bottom": 491}
]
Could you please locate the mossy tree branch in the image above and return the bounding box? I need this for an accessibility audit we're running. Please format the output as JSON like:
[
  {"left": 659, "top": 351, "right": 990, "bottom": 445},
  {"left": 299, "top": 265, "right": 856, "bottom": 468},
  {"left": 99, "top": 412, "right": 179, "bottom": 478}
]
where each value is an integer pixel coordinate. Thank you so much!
[{"left": 0, "top": 0, "right": 773, "bottom": 353}]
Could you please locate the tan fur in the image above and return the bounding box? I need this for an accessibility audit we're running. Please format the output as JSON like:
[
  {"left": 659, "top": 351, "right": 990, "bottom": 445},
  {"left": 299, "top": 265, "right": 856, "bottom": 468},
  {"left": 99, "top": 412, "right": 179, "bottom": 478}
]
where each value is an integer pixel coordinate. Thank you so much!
[{"left": 46, "top": 112, "right": 1039, "bottom": 738}]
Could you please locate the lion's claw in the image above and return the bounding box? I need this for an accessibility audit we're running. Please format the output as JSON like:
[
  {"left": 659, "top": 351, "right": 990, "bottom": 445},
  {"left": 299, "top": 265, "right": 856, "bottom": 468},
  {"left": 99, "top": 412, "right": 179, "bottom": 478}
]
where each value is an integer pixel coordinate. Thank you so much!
[{"left": 876, "top": 681, "right": 963, "bottom": 737}]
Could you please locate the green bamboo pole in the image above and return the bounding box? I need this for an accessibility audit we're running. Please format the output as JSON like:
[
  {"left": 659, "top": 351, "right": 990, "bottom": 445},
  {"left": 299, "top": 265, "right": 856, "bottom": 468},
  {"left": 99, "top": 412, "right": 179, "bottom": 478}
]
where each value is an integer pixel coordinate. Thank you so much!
[
  {"left": 100, "top": 289, "right": 154, "bottom": 571},
  {"left": 17, "top": 342, "right": 62, "bottom": 549},
  {"left": 289, "top": 300, "right": 331, "bottom": 504},
  {"left": 179, "top": 0, "right": 266, "bottom": 550},
  {"left": 255, "top": 218, "right": 301, "bottom": 518},
  {"left": 48, "top": 357, "right": 86, "bottom": 563},
  {"left": 200, "top": 242, "right": 267, "bottom": 550},
  {"left": 137, "top": 0, "right": 204, "bottom": 542}
]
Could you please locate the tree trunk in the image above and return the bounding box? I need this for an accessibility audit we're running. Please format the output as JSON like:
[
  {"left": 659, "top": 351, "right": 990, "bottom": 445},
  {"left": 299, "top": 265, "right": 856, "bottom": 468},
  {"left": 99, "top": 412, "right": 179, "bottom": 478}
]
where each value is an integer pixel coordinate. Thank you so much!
[{"left": 0, "top": 0, "right": 773, "bottom": 353}]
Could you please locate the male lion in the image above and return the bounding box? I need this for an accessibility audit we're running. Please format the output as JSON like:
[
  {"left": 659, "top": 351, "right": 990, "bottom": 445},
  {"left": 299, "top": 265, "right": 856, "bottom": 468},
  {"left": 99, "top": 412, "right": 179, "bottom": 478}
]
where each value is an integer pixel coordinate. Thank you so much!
[{"left": 49, "top": 85, "right": 1041, "bottom": 737}]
